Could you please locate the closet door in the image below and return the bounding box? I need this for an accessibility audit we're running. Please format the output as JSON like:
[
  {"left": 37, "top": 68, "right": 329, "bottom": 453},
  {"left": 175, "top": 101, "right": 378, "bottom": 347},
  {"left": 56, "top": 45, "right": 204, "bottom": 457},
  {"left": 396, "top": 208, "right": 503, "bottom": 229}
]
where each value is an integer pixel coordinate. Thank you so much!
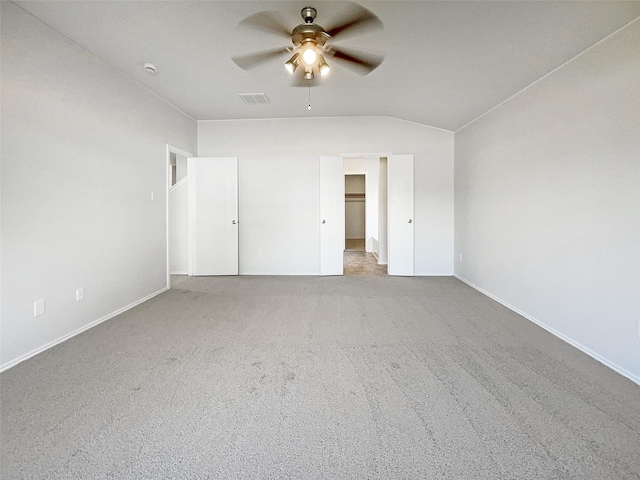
[
  {"left": 388, "top": 154, "right": 414, "bottom": 276},
  {"left": 187, "top": 157, "right": 238, "bottom": 275},
  {"left": 319, "top": 156, "right": 344, "bottom": 275}
]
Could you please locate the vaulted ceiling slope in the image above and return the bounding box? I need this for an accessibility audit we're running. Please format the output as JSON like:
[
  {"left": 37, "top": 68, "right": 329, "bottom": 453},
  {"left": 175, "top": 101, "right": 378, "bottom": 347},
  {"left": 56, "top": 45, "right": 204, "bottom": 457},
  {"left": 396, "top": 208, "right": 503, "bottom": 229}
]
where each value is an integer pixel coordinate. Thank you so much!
[{"left": 14, "top": 1, "right": 640, "bottom": 131}]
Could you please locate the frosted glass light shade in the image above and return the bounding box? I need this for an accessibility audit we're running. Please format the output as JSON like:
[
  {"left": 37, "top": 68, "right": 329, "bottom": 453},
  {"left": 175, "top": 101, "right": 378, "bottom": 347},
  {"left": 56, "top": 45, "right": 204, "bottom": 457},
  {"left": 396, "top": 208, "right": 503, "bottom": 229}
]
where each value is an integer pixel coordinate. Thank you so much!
[
  {"left": 318, "top": 55, "right": 330, "bottom": 76},
  {"left": 302, "top": 47, "right": 317, "bottom": 65},
  {"left": 285, "top": 53, "right": 300, "bottom": 74}
]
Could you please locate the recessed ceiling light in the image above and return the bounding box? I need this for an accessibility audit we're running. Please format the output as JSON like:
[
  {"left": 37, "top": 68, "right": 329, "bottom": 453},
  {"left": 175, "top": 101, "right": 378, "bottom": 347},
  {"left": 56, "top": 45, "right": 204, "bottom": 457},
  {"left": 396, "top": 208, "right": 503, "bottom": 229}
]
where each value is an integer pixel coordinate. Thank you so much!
[{"left": 143, "top": 63, "right": 157, "bottom": 73}]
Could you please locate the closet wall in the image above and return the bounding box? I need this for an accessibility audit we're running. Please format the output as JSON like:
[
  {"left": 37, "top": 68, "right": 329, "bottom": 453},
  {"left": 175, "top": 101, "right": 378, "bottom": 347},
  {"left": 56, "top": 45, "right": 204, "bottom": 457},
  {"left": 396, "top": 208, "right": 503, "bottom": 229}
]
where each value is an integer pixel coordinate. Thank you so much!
[
  {"left": 345, "top": 175, "right": 366, "bottom": 241},
  {"left": 197, "top": 116, "right": 454, "bottom": 275}
]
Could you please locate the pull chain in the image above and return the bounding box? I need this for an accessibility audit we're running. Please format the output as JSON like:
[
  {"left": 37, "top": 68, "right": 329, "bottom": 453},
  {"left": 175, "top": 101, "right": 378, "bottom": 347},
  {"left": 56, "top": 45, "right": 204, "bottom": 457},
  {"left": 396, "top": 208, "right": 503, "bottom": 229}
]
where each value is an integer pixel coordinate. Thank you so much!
[{"left": 308, "top": 82, "right": 311, "bottom": 110}]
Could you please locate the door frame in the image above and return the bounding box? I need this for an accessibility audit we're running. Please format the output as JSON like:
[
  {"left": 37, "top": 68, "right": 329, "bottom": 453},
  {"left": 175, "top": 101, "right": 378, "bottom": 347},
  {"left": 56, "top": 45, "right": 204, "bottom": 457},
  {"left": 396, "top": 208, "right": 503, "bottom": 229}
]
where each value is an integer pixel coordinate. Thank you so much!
[
  {"left": 342, "top": 153, "right": 391, "bottom": 256},
  {"left": 165, "top": 145, "right": 194, "bottom": 289}
]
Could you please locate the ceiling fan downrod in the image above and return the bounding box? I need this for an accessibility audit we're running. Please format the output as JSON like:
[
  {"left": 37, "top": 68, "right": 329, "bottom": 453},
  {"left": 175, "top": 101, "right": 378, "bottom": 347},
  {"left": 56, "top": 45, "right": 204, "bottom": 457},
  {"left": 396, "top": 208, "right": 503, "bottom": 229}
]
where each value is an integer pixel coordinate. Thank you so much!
[{"left": 301, "top": 7, "right": 317, "bottom": 24}]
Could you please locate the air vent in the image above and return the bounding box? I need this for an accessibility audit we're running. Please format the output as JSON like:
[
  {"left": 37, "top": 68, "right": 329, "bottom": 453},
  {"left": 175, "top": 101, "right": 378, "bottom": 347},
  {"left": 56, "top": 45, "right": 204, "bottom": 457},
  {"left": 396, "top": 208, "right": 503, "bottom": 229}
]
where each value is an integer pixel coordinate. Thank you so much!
[{"left": 238, "top": 93, "right": 270, "bottom": 105}]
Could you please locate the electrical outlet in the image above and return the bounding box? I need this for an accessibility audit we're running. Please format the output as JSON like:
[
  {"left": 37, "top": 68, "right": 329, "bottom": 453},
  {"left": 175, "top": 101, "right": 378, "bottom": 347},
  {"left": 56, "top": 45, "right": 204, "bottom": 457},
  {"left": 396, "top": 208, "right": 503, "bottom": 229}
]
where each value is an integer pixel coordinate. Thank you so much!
[
  {"left": 459, "top": 253, "right": 463, "bottom": 262},
  {"left": 34, "top": 299, "right": 45, "bottom": 317},
  {"left": 76, "top": 288, "right": 84, "bottom": 302},
  {"left": 151, "top": 191, "right": 155, "bottom": 201}
]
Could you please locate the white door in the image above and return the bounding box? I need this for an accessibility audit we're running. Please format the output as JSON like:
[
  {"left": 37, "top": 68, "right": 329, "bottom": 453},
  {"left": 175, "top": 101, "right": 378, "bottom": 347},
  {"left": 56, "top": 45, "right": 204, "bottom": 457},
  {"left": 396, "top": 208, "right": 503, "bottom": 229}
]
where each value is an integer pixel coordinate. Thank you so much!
[
  {"left": 319, "top": 156, "right": 344, "bottom": 275},
  {"left": 187, "top": 157, "right": 238, "bottom": 276},
  {"left": 388, "top": 154, "right": 414, "bottom": 276}
]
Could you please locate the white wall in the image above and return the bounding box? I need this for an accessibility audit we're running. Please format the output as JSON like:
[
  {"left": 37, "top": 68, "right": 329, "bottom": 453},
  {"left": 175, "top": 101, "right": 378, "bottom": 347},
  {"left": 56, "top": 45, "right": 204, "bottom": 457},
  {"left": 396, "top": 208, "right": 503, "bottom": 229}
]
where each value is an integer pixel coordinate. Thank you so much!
[
  {"left": 1, "top": 3, "right": 197, "bottom": 369},
  {"left": 454, "top": 20, "right": 640, "bottom": 382},
  {"left": 345, "top": 199, "right": 365, "bottom": 239},
  {"left": 198, "top": 116, "right": 454, "bottom": 276},
  {"left": 169, "top": 179, "right": 188, "bottom": 274}
]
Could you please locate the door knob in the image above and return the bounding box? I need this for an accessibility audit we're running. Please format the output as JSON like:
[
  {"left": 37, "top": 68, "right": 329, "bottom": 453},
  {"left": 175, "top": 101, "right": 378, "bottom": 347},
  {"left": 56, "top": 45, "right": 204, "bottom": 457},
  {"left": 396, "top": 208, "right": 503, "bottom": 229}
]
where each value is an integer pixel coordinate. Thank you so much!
[
  {"left": 322, "top": 219, "right": 326, "bottom": 224},
  {"left": 232, "top": 220, "right": 237, "bottom": 224},
  {"left": 408, "top": 219, "right": 412, "bottom": 223}
]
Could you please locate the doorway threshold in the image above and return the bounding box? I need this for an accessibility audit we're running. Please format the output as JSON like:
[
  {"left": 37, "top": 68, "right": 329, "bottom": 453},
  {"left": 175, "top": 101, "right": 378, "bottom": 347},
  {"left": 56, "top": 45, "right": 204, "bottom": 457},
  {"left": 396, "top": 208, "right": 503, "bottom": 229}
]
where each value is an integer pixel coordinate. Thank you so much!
[{"left": 343, "top": 250, "right": 387, "bottom": 276}]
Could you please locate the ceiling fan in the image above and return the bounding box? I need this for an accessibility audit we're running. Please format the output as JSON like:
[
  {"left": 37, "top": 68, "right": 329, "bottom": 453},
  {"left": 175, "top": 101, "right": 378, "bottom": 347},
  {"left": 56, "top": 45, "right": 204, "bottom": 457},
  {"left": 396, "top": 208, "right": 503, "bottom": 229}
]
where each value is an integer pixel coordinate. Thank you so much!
[{"left": 231, "top": 2, "right": 384, "bottom": 86}]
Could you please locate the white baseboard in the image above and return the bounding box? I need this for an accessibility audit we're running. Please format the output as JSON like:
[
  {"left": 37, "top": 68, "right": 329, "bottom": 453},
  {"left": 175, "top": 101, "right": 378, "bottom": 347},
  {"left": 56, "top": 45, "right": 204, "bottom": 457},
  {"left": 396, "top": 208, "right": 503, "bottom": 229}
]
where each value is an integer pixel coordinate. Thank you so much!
[
  {"left": 0, "top": 287, "right": 168, "bottom": 373},
  {"left": 454, "top": 275, "right": 640, "bottom": 386},
  {"left": 170, "top": 271, "right": 187, "bottom": 275}
]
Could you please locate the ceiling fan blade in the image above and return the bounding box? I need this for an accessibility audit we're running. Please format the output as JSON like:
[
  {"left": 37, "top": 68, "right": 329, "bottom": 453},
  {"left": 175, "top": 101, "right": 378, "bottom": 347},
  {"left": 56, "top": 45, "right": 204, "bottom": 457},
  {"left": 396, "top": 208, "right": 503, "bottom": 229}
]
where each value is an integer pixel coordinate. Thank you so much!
[
  {"left": 324, "top": 2, "right": 383, "bottom": 40},
  {"left": 325, "top": 46, "right": 384, "bottom": 75},
  {"left": 238, "top": 11, "right": 292, "bottom": 38},
  {"left": 232, "top": 47, "right": 290, "bottom": 70}
]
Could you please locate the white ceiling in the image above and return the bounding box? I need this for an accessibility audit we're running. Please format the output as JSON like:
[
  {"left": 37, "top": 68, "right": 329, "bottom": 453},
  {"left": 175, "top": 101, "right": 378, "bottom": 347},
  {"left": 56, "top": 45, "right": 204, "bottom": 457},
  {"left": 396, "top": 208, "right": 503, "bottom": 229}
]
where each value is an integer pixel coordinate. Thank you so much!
[{"left": 14, "top": 1, "right": 640, "bottom": 131}]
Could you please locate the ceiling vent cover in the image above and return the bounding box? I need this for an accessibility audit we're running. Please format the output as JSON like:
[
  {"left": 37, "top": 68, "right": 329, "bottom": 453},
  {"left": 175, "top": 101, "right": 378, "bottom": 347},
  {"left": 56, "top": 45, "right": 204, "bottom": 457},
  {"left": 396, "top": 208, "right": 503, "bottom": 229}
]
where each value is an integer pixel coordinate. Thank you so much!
[{"left": 238, "top": 93, "right": 270, "bottom": 105}]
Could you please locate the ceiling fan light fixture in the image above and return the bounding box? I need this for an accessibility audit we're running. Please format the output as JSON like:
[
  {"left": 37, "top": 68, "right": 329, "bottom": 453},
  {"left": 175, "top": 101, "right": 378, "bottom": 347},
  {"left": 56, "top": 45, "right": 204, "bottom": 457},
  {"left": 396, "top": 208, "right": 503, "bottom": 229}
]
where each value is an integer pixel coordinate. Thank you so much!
[
  {"left": 233, "top": 4, "right": 385, "bottom": 85},
  {"left": 304, "top": 66, "right": 314, "bottom": 80},
  {"left": 317, "top": 54, "right": 330, "bottom": 76},
  {"left": 302, "top": 45, "right": 317, "bottom": 66},
  {"left": 284, "top": 53, "right": 300, "bottom": 74}
]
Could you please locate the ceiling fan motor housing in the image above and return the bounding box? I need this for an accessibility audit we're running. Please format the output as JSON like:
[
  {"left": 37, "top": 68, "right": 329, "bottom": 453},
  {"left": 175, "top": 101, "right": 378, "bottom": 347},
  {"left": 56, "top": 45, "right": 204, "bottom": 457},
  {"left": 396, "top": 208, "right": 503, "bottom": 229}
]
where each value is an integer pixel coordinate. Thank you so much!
[{"left": 291, "top": 24, "right": 329, "bottom": 48}]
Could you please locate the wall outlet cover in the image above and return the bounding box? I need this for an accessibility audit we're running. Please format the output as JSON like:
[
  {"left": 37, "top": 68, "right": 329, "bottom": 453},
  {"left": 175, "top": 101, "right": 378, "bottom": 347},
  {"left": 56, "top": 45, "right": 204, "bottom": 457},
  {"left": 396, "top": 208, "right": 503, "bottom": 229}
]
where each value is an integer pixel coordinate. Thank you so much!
[{"left": 34, "top": 299, "right": 45, "bottom": 317}]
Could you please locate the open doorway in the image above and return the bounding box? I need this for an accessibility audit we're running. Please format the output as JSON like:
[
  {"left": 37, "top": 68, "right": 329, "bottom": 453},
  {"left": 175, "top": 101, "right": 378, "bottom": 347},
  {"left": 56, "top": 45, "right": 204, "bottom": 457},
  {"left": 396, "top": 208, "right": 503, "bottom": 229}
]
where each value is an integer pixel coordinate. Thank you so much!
[
  {"left": 165, "top": 145, "right": 193, "bottom": 288},
  {"left": 345, "top": 174, "right": 366, "bottom": 252},
  {"left": 342, "top": 167, "right": 387, "bottom": 276}
]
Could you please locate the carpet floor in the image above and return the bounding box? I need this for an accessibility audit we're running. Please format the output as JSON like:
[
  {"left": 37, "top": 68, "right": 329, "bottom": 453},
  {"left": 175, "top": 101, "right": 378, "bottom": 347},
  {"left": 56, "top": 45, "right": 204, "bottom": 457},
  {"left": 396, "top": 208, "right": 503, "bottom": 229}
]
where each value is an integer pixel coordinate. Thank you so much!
[{"left": 1, "top": 276, "right": 639, "bottom": 479}]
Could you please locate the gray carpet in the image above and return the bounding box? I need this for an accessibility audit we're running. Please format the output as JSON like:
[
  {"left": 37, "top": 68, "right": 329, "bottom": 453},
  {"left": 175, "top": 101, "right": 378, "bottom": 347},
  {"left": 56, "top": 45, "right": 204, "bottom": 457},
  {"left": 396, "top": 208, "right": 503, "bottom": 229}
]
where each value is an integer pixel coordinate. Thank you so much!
[{"left": 2, "top": 276, "right": 639, "bottom": 479}]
